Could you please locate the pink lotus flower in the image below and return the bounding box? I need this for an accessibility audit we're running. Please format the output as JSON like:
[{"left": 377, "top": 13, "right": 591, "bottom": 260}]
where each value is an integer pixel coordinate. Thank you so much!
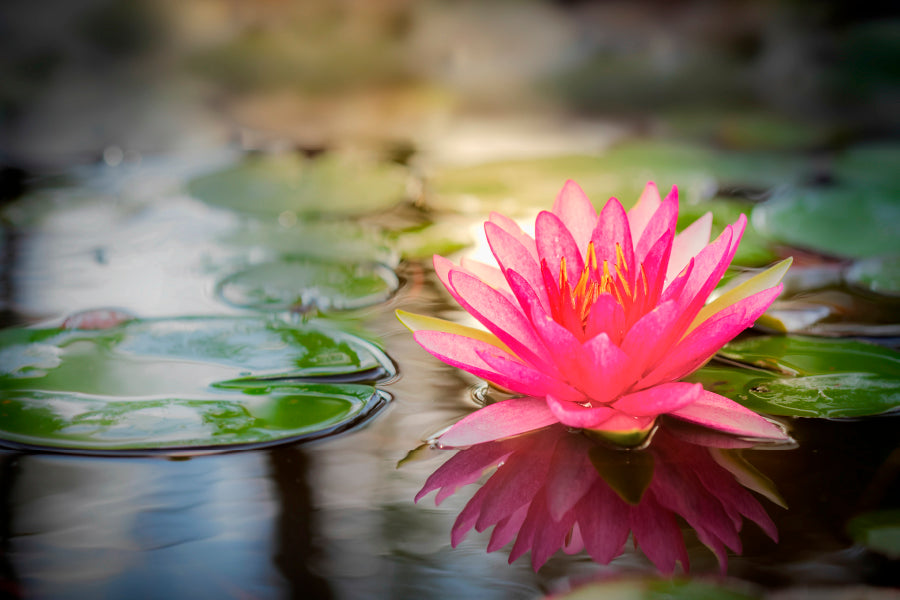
[
  {"left": 399, "top": 180, "right": 791, "bottom": 445},
  {"left": 416, "top": 424, "right": 783, "bottom": 573}
]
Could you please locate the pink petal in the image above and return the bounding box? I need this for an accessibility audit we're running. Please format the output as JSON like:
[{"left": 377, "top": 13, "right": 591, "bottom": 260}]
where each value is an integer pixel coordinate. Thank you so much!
[
  {"left": 590, "top": 197, "right": 634, "bottom": 273},
  {"left": 489, "top": 211, "right": 538, "bottom": 261},
  {"left": 587, "top": 411, "right": 656, "bottom": 434},
  {"left": 581, "top": 332, "right": 632, "bottom": 402},
  {"left": 620, "top": 299, "right": 681, "bottom": 376},
  {"left": 415, "top": 441, "right": 514, "bottom": 504},
  {"left": 436, "top": 397, "right": 560, "bottom": 447},
  {"left": 612, "top": 382, "right": 704, "bottom": 418},
  {"left": 477, "top": 347, "right": 586, "bottom": 403},
  {"left": 635, "top": 188, "right": 678, "bottom": 267},
  {"left": 449, "top": 270, "right": 558, "bottom": 374},
  {"left": 630, "top": 490, "right": 689, "bottom": 575},
  {"left": 552, "top": 179, "right": 597, "bottom": 255},
  {"left": 535, "top": 210, "right": 584, "bottom": 286},
  {"left": 485, "top": 221, "right": 550, "bottom": 311},
  {"left": 667, "top": 212, "right": 712, "bottom": 284},
  {"left": 643, "top": 285, "right": 783, "bottom": 386},
  {"left": 546, "top": 394, "right": 615, "bottom": 428},
  {"left": 576, "top": 480, "right": 630, "bottom": 564},
  {"left": 413, "top": 330, "right": 557, "bottom": 398},
  {"left": 584, "top": 293, "right": 626, "bottom": 343},
  {"left": 544, "top": 432, "right": 597, "bottom": 520},
  {"left": 62, "top": 308, "right": 135, "bottom": 330},
  {"left": 487, "top": 505, "right": 529, "bottom": 552},
  {"left": 668, "top": 390, "right": 789, "bottom": 441},
  {"left": 460, "top": 257, "right": 510, "bottom": 293},
  {"left": 628, "top": 181, "right": 662, "bottom": 242},
  {"left": 639, "top": 229, "right": 674, "bottom": 307}
]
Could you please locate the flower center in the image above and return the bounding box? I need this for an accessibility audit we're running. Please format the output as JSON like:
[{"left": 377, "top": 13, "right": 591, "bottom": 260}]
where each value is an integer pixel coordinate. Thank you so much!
[{"left": 545, "top": 242, "right": 649, "bottom": 339}]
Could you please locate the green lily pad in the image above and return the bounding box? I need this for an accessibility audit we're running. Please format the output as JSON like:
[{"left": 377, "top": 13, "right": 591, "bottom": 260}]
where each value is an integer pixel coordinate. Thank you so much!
[
  {"left": 215, "top": 259, "right": 399, "bottom": 312},
  {"left": 751, "top": 186, "right": 900, "bottom": 259},
  {"left": 0, "top": 384, "right": 388, "bottom": 453},
  {"left": 0, "top": 317, "right": 394, "bottom": 453},
  {"left": 845, "top": 255, "right": 900, "bottom": 297},
  {"left": 220, "top": 219, "right": 397, "bottom": 266},
  {"left": 187, "top": 153, "right": 408, "bottom": 218},
  {"left": 847, "top": 509, "right": 900, "bottom": 559},
  {"left": 685, "top": 336, "right": 900, "bottom": 418}
]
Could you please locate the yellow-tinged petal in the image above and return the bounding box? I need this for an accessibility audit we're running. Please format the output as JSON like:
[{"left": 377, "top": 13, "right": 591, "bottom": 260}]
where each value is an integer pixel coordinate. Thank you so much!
[
  {"left": 687, "top": 257, "right": 793, "bottom": 334},
  {"left": 395, "top": 309, "right": 512, "bottom": 353}
]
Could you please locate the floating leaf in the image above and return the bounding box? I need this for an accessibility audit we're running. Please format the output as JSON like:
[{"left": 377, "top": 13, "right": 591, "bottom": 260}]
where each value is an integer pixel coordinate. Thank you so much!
[
  {"left": 0, "top": 384, "right": 388, "bottom": 453},
  {"left": 187, "top": 153, "right": 408, "bottom": 217},
  {"left": 0, "top": 317, "right": 394, "bottom": 452},
  {"left": 216, "top": 259, "right": 399, "bottom": 312},
  {"left": 685, "top": 337, "right": 900, "bottom": 418},
  {"left": 752, "top": 186, "right": 900, "bottom": 259},
  {"left": 845, "top": 255, "right": 900, "bottom": 298},
  {"left": 847, "top": 509, "right": 900, "bottom": 559}
]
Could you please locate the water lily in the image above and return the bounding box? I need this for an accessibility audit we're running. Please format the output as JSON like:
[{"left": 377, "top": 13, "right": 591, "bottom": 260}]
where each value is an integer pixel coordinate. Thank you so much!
[
  {"left": 416, "top": 424, "right": 783, "bottom": 572},
  {"left": 399, "top": 180, "right": 791, "bottom": 445}
]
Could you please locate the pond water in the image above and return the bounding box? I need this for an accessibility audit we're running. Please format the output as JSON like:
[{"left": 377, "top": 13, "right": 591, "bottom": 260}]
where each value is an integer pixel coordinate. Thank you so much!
[{"left": 1, "top": 145, "right": 899, "bottom": 600}]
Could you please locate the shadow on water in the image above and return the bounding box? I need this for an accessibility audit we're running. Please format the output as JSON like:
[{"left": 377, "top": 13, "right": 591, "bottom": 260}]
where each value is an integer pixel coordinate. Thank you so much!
[{"left": 269, "top": 445, "right": 334, "bottom": 600}]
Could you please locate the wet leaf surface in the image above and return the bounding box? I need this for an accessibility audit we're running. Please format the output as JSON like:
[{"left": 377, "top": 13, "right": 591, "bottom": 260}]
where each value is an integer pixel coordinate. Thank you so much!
[
  {"left": 215, "top": 259, "right": 399, "bottom": 312},
  {"left": 0, "top": 317, "right": 394, "bottom": 452},
  {"left": 686, "top": 337, "right": 900, "bottom": 418},
  {"left": 847, "top": 509, "right": 900, "bottom": 559},
  {"left": 187, "top": 153, "right": 409, "bottom": 217}
]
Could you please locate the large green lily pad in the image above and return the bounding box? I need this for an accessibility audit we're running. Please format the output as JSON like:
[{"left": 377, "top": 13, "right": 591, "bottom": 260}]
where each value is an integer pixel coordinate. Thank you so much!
[
  {"left": 0, "top": 384, "right": 388, "bottom": 453},
  {"left": 751, "top": 186, "right": 900, "bottom": 259},
  {"left": 187, "top": 153, "right": 409, "bottom": 217},
  {"left": 0, "top": 317, "right": 394, "bottom": 453},
  {"left": 215, "top": 259, "right": 399, "bottom": 312},
  {"left": 686, "top": 336, "right": 900, "bottom": 418}
]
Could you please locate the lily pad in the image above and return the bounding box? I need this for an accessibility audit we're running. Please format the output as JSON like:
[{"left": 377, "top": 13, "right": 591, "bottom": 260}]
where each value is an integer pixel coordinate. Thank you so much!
[
  {"left": 0, "top": 384, "right": 389, "bottom": 453},
  {"left": 0, "top": 317, "right": 394, "bottom": 453},
  {"left": 751, "top": 186, "right": 900, "bottom": 259},
  {"left": 215, "top": 259, "right": 399, "bottom": 312},
  {"left": 847, "top": 509, "right": 900, "bottom": 559},
  {"left": 845, "top": 256, "right": 900, "bottom": 298},
  {"left": 556, "top": 577, "right": 760, "bottom": 600},
  {"left": 187, "top": 153, "right": 409, "bottom": 217},
  {"left": 685, "top": 337, "right": 900, "bottom": 418},
  {"left": 0, "top": 317, "right": 395, "bottom": 388}
]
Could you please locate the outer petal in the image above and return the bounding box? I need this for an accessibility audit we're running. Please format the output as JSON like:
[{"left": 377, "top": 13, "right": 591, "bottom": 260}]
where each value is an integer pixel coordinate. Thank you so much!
[
  {"left": 546, "top": 394, "right": 615, "bottom": 429},
  {"left": 489, "top": 212, "right": 538, "bottom": 261},
  {"left": 689, "top": 257, "right": 792, "bottom": 334},
  {"left": 396, "top": 309, "right": 510, "bottom": 353},
  {"left": 643, "top": 285, "right": 783, "bottom": 386},
  {"left": 460, "top": 257, "right": 511, "bottom": 293},
  {"left": 551, "top": 179, "right": 597, "bottom": 255},
  {"left": 612, "top": 382, "right": 704, "bottom": 418},
  {"left": 628, "top": 181, "right": 662, "bottom": 242},
  {"left": 449, "top": 270, "right": 558, "bottom": 374},
  {"left": 485, "top": 222, "right": 550, "bottom": 311},
  {"left": 437, "top": 397, "right": 559, "bottom": 447},
  {"left": 414, "top": 440, "right": 514, "bottom": 503},
  {"left": 668, "top": 390, "right": 789, "bottom": 441},
  {"left": 413, "top": 331, "right": 556, "bottom": 397},
  {"left": 667, "top": 211, "right": 712, "bottom": 283},
  {"left": 635, "top": 188, "right": 678, "bottom": 267}
]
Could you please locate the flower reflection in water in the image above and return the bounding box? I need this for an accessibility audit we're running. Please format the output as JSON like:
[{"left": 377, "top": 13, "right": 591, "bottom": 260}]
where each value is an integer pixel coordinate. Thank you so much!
[{"left": 416, "top": 423, "right": 785, "bottom": 573}]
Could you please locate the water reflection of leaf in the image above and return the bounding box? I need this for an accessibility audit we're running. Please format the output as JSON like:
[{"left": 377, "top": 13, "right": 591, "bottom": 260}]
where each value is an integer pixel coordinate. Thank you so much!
[{"left": 415, "top": 424, "right": 782, "bottom": 573}]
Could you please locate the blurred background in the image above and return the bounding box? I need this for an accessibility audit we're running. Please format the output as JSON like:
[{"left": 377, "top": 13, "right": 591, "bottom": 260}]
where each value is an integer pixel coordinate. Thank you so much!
[{"left": 1, "top": 0, "right": 898, "bottom": 177}]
